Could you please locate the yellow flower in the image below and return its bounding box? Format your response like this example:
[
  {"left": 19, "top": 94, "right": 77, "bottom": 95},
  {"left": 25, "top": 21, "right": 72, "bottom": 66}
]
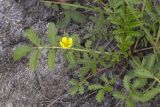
[{"left": 60, "top": 37, "right": 73, "bottom": 48}]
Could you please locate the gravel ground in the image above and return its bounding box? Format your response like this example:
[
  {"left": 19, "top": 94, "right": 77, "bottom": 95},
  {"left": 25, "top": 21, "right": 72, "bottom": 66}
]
[
  {"left": 0, "top": 0, "right": 100, "bottom": 107},
  {"left": 0, "top": 0, "right": 69, "bottom": 107}
]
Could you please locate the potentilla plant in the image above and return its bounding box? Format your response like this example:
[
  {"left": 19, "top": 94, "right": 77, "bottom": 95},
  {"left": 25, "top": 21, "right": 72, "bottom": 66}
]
[
  {"left": 13, "top": 22, "right": 123, "bottom": 101},
  {"left": 13, "top": 0, "right": 160, "bottom": 106}
]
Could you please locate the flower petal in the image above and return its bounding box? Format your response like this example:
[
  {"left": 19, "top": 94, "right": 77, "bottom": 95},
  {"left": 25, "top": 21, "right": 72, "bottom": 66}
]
[
  {"left": 68, "top": 44, "right": 72, "bottom": 48},
  {"left": 68, "top": 38, "right": 73, "bottom": 45},
  {"left": 60, "top": 41, "right": 65, "bottom": 47},
  {"left": 60, "top": 36, "right": 73, "bottom": 48},
  {"left": 62, "top": 37, "right": 67, "bottom": 43},
  {"left": 60, "top": 41, "right": 69, "bottom": 48}
]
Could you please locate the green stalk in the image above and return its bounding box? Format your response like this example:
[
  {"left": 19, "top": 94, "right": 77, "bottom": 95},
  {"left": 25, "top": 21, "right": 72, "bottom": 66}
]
[
  {"left": 37, "top": 46, "right": 110, "bottom": 55},
  {"left": 41, "top": 1, "right": 103, "bottom": 13}
]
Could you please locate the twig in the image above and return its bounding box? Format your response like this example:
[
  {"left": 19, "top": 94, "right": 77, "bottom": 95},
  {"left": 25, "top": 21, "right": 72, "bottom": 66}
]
[
  {"left": 47, "top": 95, "right": 64, "bottom": 107},
  {"left": 83, "top": 91, "right": 97, "bottom": 99},
  {"left": 133, "top": 47, "right": 153, "bottom": 53},
  {"left": 133, "top": 38, "right": 140, "bottom": 52},
  {"left": 118, "top": 64, "right": 128, "bottom": 77},
  {"left": 146, "top": 80, "right": 156, "bottom": 91},
  {"left": 47, "top": 97, "right": 61, "bottom": 107}
]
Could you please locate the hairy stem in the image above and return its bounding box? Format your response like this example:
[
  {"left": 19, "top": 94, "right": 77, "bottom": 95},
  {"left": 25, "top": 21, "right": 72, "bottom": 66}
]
[{"left": 37, "top": 46, "right": 110, "bottom": 55}]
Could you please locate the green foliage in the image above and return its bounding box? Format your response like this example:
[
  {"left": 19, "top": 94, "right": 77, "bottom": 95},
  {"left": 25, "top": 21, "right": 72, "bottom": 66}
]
[
  {"left": 114, "top": 53, "right": 160, "bottom": 105},
  {"left": 101, "top": 73, "right": 108, "bottom": 83},
  {"left": 48, "top": 49, "right": 55, "bottom": 70},
  {"left": 13, "top": 0, "right": 160, "bottom": 106},
  {"left": 123, "top": 75, "right": 131, "bottom": 91},
  {"left": 43, "top": 2, "right": 59, "bottom": 10},
  {"left": 85, "top": 40, "right": 92, "bottom": 49},
  {"left": 142, "top": 53, "right": 156, "bottom": 70},
  {"left": 141, "top": 88, "right": 160, "bottom": 102},
  {"left": 13, "top": 22, "right": 59, "bottom": 71},
  {"left": 59, "top": 12, "right": 71, "bottom": 28},
  {"left": 70, "top": 11, "right": 86, "bottom": 23},
  {"left": 69, "top": 79, "right": 88, "bottom": 95},
  {"left": 130, "top": 91, "right": 143, "bottom": 102},
  {"left": 84, "top": 12, "right": 108, "bottom": 41},
  {"left": 88, "top": 74, "right": 113, "bottom": 102},
  {"left": 47, "top": 23, "right": 57, "bottom": 45},
  {"left": 96, "top": 89, "right": 105, "bottom": 103},
  {"left": 24, "top": 28, "right": 41, "bottom": 46},
  {"left": 69, "top": 85, "right": 79, "bottom": 95},
  {"left": 66, "top": 51, "right": 76, "bottom": 69},
  {"left": 77, "top": 53, "right": 99, "bottom": 78},
  {"left": 29, "top": 49, "right": 40, "bottom": 71},
  {"left": 13, "top": 45, "right": 32, "bottom": 61},
  {"left": 108, "top": 0, "right": 123, "bottom": 9},
  {"left": 132, "top": 78, "right": 146, "bottom": 89},
  {"left": 116, "top": 36, "right": 134, "bottom": 51},
  {"left": 105, "top": 0, "right": 144, "bottom": 52},
  {"left": 88, "top": 84, "right": 103, "bottom": 90},
  {"left": 134, "top": 68, "right": 154, "bottom": 79},
  {"left": 113, "top": 91, "right": 126, "bottom": 100},
  {"left": 43, "top": 1, "right": 87, "bottom": 28},
  {"left": 58, "top": 3, "right": 86, "bottom": 28},
  {"left": 126, "top": 99, "right": 134, "bottom": 107}
]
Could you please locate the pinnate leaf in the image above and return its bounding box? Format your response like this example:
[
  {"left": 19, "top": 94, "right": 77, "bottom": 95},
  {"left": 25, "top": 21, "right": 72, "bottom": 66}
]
[
  {"left": 71, "top": 11, "right": 86, "bottom": 23},
  {"left": 88, "top": 84, "right": 103, "bottom": 90},
  {"left": 29, "top": 49, "right": 40, "bottom": 71},
  {"left": 123, "top": 75, "right": 131, "bottom": 91},
  {"left": 135, "top": 68, "right": 154, "bottom": 78},
  {"left": 142, "top": 54, "right": 156, "bottom": 70},
  {"left": 113, "top": 91, "right": 126, "bottom": 100},
  {"left": 141, "top": 88, "right": 160, "bottom": 102},
  {"left": 13, "top": 45, "right": 32, "bottom": 61},
  {"left": 69, "top": 79, "right": 79, "bottom": 86},
  {"left": 69, "top": 86, "right": 79, "bottom": 96},
  {"left": 47, "top": 23, "right": 57, "bottom": 45},
  {"left": 24, "top": 28, "right": 41, "bottom": 46},
  {"left": 96, "top": 89, "right": 105, "bottom": 103},
  {"left": 132, "top": 78, "right": 146, "bottom": 89},
  {"left": 79, "top": 86, "right": 84, "bottom": 95},
  {"left": 48, "top": 49, "right": 55, "bottom": 70}
]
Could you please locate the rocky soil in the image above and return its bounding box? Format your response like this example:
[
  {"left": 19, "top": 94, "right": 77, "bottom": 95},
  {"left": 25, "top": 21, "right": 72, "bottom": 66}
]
[{"left": 0, "top": 0, "right": 101, "bottom": 107}]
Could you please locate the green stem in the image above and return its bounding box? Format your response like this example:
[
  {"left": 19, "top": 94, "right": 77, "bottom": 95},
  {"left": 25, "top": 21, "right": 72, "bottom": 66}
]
[
  {"left": 41, "top": 1, "right": 103, "bottom": 13},
  {"left": 154, "top": 77, "right": 160, "bottom": 84},
  {"left": 37, "top": 46, "right": 110, "bottom": 55},
  {"left": 146, "top": 80, "right": 156, "bottom": 91}
]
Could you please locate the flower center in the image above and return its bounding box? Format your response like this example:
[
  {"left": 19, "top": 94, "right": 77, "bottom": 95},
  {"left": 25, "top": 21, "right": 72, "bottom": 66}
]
[{"left": 62, "top": 39, "right": 71, "bottom": 46}]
